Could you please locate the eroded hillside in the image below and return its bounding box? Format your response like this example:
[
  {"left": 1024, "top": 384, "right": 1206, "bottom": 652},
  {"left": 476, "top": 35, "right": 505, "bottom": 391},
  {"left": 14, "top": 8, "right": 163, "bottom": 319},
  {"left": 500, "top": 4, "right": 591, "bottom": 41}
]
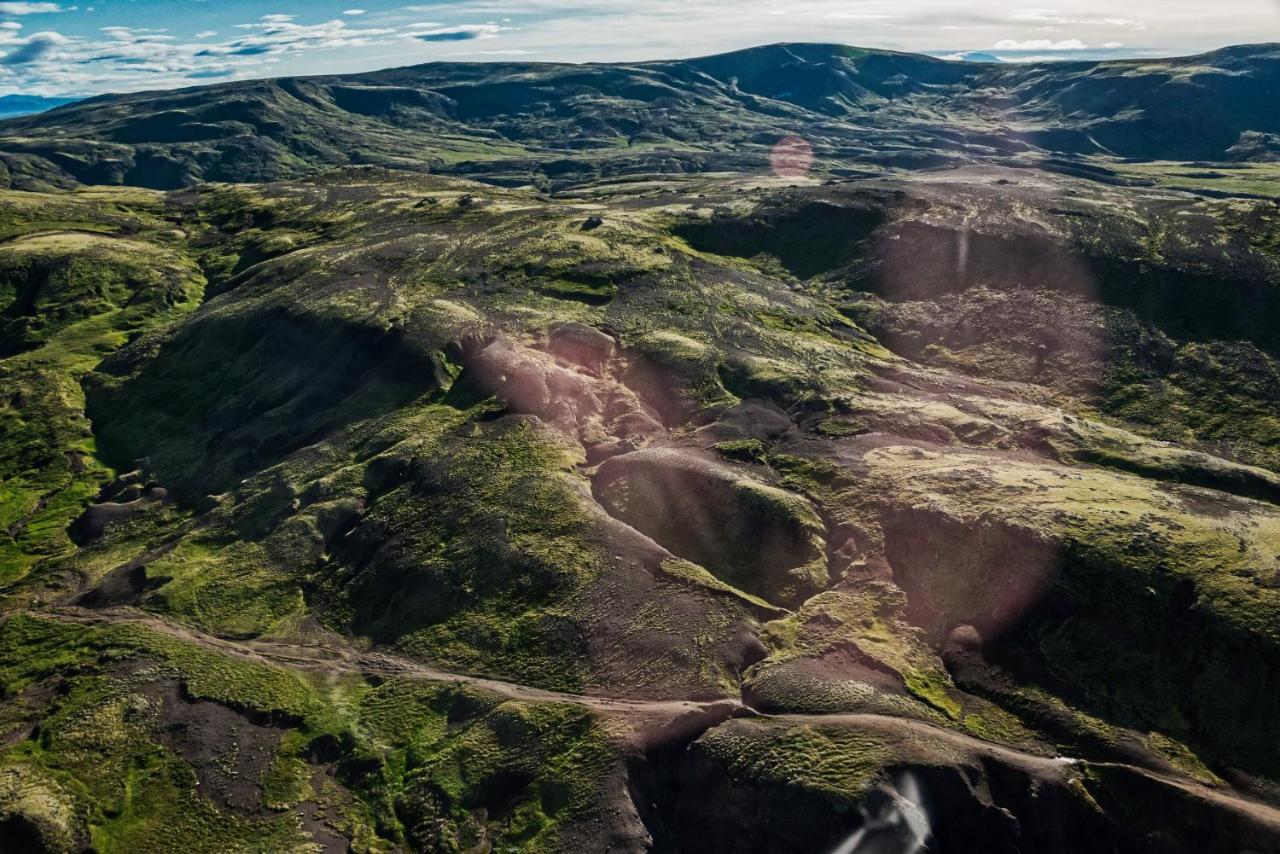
[{"left": 1, "top": 163, "right": 1279, "bottom": 851}]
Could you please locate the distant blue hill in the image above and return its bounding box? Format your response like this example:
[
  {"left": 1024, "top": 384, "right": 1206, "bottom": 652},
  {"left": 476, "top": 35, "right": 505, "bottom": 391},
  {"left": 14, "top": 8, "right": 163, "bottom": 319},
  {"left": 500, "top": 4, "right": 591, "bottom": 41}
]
[
  {"left": 0, "top": 94, "right": 78, "bottom": 119},
  {"left": 929, "top": 51, "right": 1004, "bottom": 63}
]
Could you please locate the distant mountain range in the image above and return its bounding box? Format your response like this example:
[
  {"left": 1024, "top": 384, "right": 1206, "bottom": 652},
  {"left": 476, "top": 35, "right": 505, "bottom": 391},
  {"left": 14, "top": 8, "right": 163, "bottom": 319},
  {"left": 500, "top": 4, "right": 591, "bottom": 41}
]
[
  {"left": 0, "top": 94, "right": 78, "bottom": 119},
  {"left": 0, "top": 42, "right": 1278, "bottom": 190}
]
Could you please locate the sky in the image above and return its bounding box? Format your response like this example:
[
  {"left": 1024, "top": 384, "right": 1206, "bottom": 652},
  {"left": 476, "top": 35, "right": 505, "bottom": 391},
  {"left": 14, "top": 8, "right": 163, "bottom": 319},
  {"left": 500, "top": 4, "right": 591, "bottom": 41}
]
[{"left": 0, "top": 0, "right": 1277, "bottom": 97}]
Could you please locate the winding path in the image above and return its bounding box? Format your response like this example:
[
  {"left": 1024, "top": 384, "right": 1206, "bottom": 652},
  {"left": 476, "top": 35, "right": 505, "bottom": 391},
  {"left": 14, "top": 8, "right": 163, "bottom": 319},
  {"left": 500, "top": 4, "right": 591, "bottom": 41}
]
[{"left": 32, "top": 604, "right": 1280, "bottom": 834}]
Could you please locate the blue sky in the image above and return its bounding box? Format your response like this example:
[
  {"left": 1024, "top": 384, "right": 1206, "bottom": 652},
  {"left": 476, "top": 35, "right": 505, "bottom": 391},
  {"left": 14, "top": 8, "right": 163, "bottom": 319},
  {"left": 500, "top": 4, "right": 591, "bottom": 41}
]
[{"left": 1, "top": 0, "right": 1277, "bottom": 96}]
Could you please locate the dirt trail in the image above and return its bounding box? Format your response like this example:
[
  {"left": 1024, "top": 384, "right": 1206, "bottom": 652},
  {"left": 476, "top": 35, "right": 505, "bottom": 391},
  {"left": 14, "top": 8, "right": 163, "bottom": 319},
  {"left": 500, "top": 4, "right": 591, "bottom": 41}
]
[
  {"left": 777, "top": 713, "right": 1280, "bottom": 831},
  {"left": 33, "top": 605, "right": 1280, "bottom": 832},
  {"left": 40, "top": 605, "right": 741, "bottom": 718}
]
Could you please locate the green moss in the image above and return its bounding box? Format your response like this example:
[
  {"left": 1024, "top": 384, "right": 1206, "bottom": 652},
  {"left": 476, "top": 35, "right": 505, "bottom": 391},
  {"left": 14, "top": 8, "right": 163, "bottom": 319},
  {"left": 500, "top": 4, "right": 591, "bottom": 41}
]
[
  {"left": 321, "top": 414, "right": 608, "bottom": 691},
  {"left": 260, "top": 752, "right": 313, "bottom": 810},
  {"left": 712, "top": 439, "right": 766, "bottom": 464},
  {"left": 0, "top": 232, "right": 203, "bottom": 582},
  {"left": 394, "top": 700, "right": 615, "bottom": 852},
  {"left": 139, "top": 535, "right": 308, "bottom": 639},
  {"left": 768, "top": 453, "right": 845, "bottom": 491},
  {"left": 657, "top": 557, "right": 783, "bottom": 615},
  {"left": 862, "top": 445, "right": 1280, "bottom": 777},
  {"left": 697, "top": 721, "right": 891, "bottom": 801},
  {"left": 960, "top": 711, "right": 1044, "bottom": 748},
  {"left": 0, "top": 617, "right": 312, "bottom": 852},
  {"left": 1096, "top": 340, "right": 1280, "bottom": 474},
  {"left": 86, "top": 755, "right": 303, "bottom": 854},
  {"left": 750, "top": 585, "right": 963, "bottom": 720},
  {"left": 357, "top": 679, "right": 461, "bottom": 749},
  {"left": 0, "top": 614, "right": 621, "bottom": 851},
  {"left": 535, "top": 278, "right": 617, "bottom": 305},
  {"left": 624, "top": 329, "right": 738, "bottom": 417},
  {"left": 814, "top": 417, "right": 868, "bottom": 438}
]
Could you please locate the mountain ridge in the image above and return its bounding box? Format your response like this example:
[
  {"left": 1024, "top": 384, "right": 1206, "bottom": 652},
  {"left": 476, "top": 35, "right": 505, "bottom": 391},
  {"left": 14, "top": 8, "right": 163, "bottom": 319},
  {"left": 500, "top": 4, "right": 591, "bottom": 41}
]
[
  {"left": 2, "top": 41, "right": 1278, "bottom": 191},
  {"left": 0, "top": 94, "right": 78, "bottom": 119}
]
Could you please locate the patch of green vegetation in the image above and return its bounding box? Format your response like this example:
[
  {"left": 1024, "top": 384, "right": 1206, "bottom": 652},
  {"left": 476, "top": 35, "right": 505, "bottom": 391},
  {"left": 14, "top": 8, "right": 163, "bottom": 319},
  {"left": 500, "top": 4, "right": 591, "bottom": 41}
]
[
  {"left": 1223, "top": 198, "right": 1280, "bottom": 255},
  {"left": 696, "top": 720, "right": 891, "bottom": 801},
  {"left": 259, "top": 751, "right": 313, "bottom": 810},
  {"left": 959, "top": 710, "right": 1046, "bottom": 750},
  {"left": 624, "top": 329, "right": 738, "bottom": 420},
  {"left": 814, "top": 417, "right": 868, "bottom": 438},
  {"left": 862, "top": 445, "right": 1280, "bottom": 778},
  {"left": 536, "top": 278, "right": 617, "bottom": 305},
  {"left": 0, "top": 615, "right": 622, "bottom": 851},
  {"left": 0, "top": 616, "right": 317, "bottom": 851},
  {"left": 139, "top": 535, "right": 308, "bottom": 640},
  {"left": 657, "top": 557, "right": 783, "bottom": 616},
  {"left": 83, "top": 748, "right": 304, "bottom": 854},
  {"left": 1103, "top": 160, "right": 1280, "bottom": 197},
  {"left": 0, "top": 215, "right": 203, "bottom": 584},
  {"left": 324, "top": 415, "right": 608, "bottom": 691},
  {"left": 750, "top": 585, "right": 963, "bottom": 720},
  {"left": 392, "top": 698, "right": 615, "bottom": 852},
  {"left": 718, "top": 354, "right": 819, "bottom": 406},
  {"left": 1097, "top": 339, "right": 1280, "bottom": 474},
  {"left": 712, "top": 438, "right": 766, "bottom": 464},
  {"left": 955, "top": 666, "right": 1221, "bottom": 785},
  {"left": 768, "top": 453, "right": 845, "bottom": 492}
]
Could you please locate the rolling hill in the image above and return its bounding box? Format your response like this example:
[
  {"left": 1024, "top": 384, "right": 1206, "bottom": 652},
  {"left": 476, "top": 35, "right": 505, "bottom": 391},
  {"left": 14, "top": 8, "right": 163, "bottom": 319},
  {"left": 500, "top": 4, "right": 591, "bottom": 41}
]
[{"left": 0, "top": 43, "right": 1278, "bottom": 190}]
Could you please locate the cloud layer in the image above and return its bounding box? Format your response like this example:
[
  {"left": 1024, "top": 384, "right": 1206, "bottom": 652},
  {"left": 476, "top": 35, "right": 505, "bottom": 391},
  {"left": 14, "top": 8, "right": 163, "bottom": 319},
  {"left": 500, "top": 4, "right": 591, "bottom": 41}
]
[{"left": 0, "top": 9, "right": 511, "bottom": 94}]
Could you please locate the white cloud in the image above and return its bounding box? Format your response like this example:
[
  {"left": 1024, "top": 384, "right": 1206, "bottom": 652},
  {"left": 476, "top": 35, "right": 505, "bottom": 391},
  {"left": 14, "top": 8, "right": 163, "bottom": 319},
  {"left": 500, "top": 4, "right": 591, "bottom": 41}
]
[
  {"left": 823, "top": 11, "right": 896, "bottom": 20},
  {"left": 100, "top": 26, "right": 172, "bottom": 43},
  {"left": 1009, "top": 8, "right": 1145, "bottom": 29},
  {"left": 343, "top": 8, "right": 367, "bottom": 15},
  {"left": 207, "top": 15, "right": 401, "bottom": 57},
  {"left": 1, "top": 29, "right": 65, "bottom": 64},
  {"left": 409, "top": 23, "right": 504, "bottom": 41},
  {"left": 0, "top": 12, "right": 465, "bottom": 94},
  {"left": 994, "top": 38, "right": 1089, "bottom": 50},
  {"left": 444, "top": 48, "right": 532, "bottom": 55},
  {"left": 0, "top": 2, "right": 61, "bottom": 14}
]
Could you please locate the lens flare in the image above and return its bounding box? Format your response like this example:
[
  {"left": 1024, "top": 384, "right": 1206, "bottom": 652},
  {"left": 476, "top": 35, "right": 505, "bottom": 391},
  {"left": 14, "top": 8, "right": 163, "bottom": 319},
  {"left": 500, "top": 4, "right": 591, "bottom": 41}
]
[{"left": 771, "top": 135, "right": 813, "bottom": 178}]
